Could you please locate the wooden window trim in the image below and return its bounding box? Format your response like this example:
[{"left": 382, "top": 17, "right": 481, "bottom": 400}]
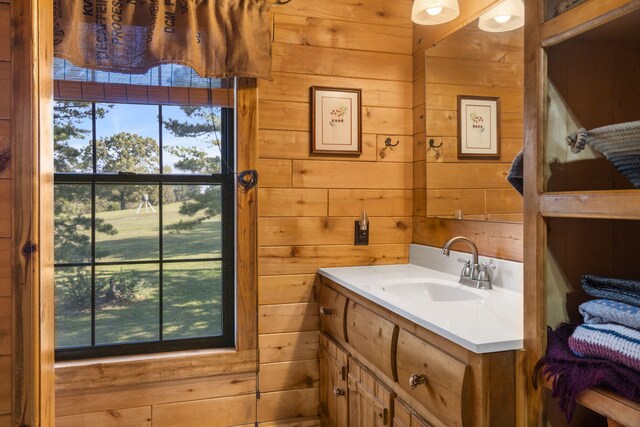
[{"left": 12, "top": 0, "right": 259, "bottom": 418}]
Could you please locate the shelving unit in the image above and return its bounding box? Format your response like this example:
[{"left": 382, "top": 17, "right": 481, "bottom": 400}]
[{"left": 525, "top": 0, "right": 640, "bottom": 426}]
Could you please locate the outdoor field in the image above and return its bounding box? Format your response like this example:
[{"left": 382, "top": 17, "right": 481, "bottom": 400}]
[{"left": 55, "top": 201, "right": 223, "bottom": 348}]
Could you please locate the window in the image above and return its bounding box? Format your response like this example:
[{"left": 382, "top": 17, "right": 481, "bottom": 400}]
[{"left": 53, "top": 89, "right": 235, "bottom": 360}]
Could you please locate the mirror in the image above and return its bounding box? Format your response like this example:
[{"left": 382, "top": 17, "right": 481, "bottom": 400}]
[{"left": 424, "top": 19, "right": 524, "bottom": 223}]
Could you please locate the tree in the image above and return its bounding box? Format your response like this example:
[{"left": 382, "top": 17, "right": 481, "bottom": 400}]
[
  {"left": 95, "top": 132, "right": 160, "bottom": 210},
  {"left": 163, "top": 106, "right": 224, "bottom": 231}
]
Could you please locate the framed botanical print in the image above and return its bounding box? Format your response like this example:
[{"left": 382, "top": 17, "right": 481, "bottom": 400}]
[
  {"left": 310, "top": 86, "right": 362, "bottom": 155},
  {"left": 457, "top": 95, "right": 501, "bottom": 159}
]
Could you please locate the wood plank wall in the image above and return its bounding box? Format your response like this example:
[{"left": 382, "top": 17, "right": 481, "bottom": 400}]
[
  {"left": 412, "top": 0, "right": 524, "bottom": 262},
  {"left": 0, "top": 0, "right": 12, "bottom": 425},
  {"left": 424, "top": 25, "right": 524, "bottom": 221},
  {"left": 256, "top": 1, "right": 414, "bottom": 423}
]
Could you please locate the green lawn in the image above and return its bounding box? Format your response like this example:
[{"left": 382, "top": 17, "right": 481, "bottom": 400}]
[{"left": 55, "top": 202, "right": 224, "bottom": 348}]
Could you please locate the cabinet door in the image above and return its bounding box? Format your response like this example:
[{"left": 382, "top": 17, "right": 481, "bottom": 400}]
[
  {"left": 394, "top": 397, "right": 432, "bottom": 427},
  {"left": 347, "top": 358, "right": 394, "bottom": 427},
  {"left": 319, "top": 333, "right": 349, "bottom": 427}
]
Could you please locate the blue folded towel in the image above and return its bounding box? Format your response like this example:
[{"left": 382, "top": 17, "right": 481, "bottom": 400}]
[
  {"left": 580, "top": 299, "right": 640, "bottom": 330},
  {"left": 582, "top": 275, "right": 640, "bottom": 307},
  {"left": 507, "top": 148, "right": 524, "bottom": 195}
]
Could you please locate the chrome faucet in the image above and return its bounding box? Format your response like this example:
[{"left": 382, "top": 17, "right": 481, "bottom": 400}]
[{"left": 442, "top": 236, "right": 495, "bottom": 290}]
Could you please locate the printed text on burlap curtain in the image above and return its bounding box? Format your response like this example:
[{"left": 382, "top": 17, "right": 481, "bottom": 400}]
[{"left": 53, "top": 0, "right": 272, "bottom": 79}]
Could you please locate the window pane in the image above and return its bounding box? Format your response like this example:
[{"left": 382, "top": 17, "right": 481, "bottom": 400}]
[
  {"left": 55, "top": 267, "right": 92, "bottom": 348},
  {"left": 162, "top": 106, "right": 223, "bottom": 174},
  {"left": 95, "top": 264, "right": 159, "bottom": 345},
  {"left": 163, "top": 261, "right": 222, "bottom": 339},
  {"left": 95, "top": 184, "right": 159, "bottom": 262},
  {"left": 54, "top": 184, "right": 92, "bottom": 265},
  {"left": 163, "top": 184, "right": 222, "bottom": 260},
  {"left": 96, "top": 103, "right": 160, "bottom": 174},
  {"left": 54, "top": 101, "right": 92, "bottom": 173}
]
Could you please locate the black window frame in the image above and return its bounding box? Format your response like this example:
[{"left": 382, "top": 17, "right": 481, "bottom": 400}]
[{"left": 53, "top": 101, "right": 236, "bottom": 361}]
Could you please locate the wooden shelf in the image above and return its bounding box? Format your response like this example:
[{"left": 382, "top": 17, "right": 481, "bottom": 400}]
[
  {"left": 541, "top": 0, "right": 640, "bottom": 47},
  {"left": 540, "top": 190, "right": 640, "bottom": 220},
  {"left": 542, "top": 377, "right": 640, "bottom": 426}
]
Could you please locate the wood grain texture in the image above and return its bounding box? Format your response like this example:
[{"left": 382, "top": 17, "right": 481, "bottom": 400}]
[
  {"left": 55, "top": 373, "right": 256, "bottom": 417},
  {"left": 257, "top": 388, "right": 319, "bottom": 422},
  {"left": 319, "top": 333, "right": 349, "bottom": 427},
  {"left": 0, "top": 5, "right": 7, "bottom": 62},
  {"left": 328, "top": 189, "right": 413, "bottom": 217},
  {"left": 0, "top": 355, "right": 10, "bottom": 414},
  {"left": 0, "top": 62, "right": 9, "bottom": 120},
  {"left": 55, "top": 407, "right": 152, "bottom": 427},
  {"left": 258, "top": 303, "right": 319, "bottom": 334},
  {"left": 258, "top": 244, "right": 408, "bottom": 276},
  {"left": 259, "top": 359, "right": 319, "bottom": 392},
  {"left": 259, "top": 274, "right": 317, "bottom": 305},
  {"left": 0, "top": 120, "right": 10, "bottom": 178},
  {"left": 259, "top": 331, "right": 319, "bottom": 364},
  {"left": 258, "top": 189, "right": 328, "bottom": 217},
  {"left": 292, "top": 160, "right": 412, "bottom": 189},
  {"left": 0, "top": 296, "right": 10, "bottom": 355},
  {"left": 152, "top": 394, "right": 256, "bottom": 427}
]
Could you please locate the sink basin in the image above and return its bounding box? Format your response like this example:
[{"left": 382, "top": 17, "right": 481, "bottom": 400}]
[{"left": 375, "top": 279, "right": 483, "bottom": 302}]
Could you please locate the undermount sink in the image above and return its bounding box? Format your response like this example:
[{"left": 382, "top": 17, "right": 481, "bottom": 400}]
[{"left": 375, "top": 279, "right": 483, "bottom": 302}]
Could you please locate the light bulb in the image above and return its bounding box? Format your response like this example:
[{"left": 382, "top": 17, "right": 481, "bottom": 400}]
[
  {"left": 426, "top": 6, "right": 443, "bottom": 16},
  {"left": 494, "top": 14, "right": 512, "bottom": 24}
]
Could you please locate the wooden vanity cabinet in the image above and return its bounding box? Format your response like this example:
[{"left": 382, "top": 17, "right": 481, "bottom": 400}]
[
  {"left": 347, "top": 358, "right": 394, "bottom": 427},
  {"left": 394, "top": 398, "right": 432, "bottom": 427},
  {"left": 319, "top": 333, "right": 349, "bottom": 427},
  {"left": 318, "top": 276, "right": 516, "bottom": 427}
]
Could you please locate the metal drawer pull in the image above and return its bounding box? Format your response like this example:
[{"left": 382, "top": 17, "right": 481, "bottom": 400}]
[
  {"left": 409, "top": 373, "right": 427, "bottom": 389},
  {"left": 320, "top": 306, "right": 333, "bottom": 316},
  {"left": 333, "top": 387, "right": 345, "bottom": 397}
]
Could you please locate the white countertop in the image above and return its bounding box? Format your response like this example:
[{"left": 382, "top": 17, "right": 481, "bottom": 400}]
[{"left": 318, "top": 244, "right": 524, "bottom": 354}]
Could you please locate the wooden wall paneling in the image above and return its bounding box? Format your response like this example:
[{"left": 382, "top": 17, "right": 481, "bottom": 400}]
[
  {"left": 259, "top": 359, "right": 319, "bottom": 392},
  {"left": 0, "top": 180, "right": 10, "bottom": 236},
  {"left": 259, "top": 217, "right": 411, "bottom": 246},
  {"left": 0, "top": 120, "right": 9, "bottom": 178},
  {"left": 0, "top": 239, "right": 8, "bottom": 300},
  {"left": 152, "top": 394, "right": 256, "bottom": 427},
  {"left": 414, "top": 217, "right": 523, "bottom": 262},
  {"left": 260, "top": 72, "right": 412, "bottom": 108},
  {"left": 273, "top": 14, "right": 412, "bottom": 54},
  {"left": 258, "top": 159, "right": 293, "bottom": 188},
  {"left": 258, "top": 303, "right": 319, "bottom": 334},
  {"left": 55, "top": 373, "right": 256, "bottom": 417},
  {"left": 258, "top": 244, "right": 409, "bottom": 276},
  {"left": 259, "top": 331, "right": 319, "bottom": 364},
  {"left": 271, "top": 0, "right": 413, "bottom": 27},
  {"left": 56, "top": 407, "right": 152, "bottom": 427},
  {"left": 257, "top": 388, "right": 319, "bottom": 423},
  {"left": 258, "top": 274, "right": 317, "bottom": 305},
  {"left": 0, "top": 4, "right": 8, "bottom": 62},
  {"left": 328, "top": 189, "right": 413, "bottom": 217},
  {"left": 0, "top": 355, "right": 10, "bottom": 414},
  {"left": 0, "top": 63, "right": 9, "bottom": 120},
  {"left": 292, "top": 160, "right": 412, "bottom": 189},
  {"left": 0, "top": 296, "right": 10, "bottom": 355}
]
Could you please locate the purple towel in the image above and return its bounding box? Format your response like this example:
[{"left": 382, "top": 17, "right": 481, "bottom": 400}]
[{"left": 534, "top": 324, "right": 640, "bottom": 422}]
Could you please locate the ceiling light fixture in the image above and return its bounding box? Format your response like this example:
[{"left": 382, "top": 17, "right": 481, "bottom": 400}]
[
  {"left": 478, "top": 0, "right": 524, "bottom": 32},
  {"left": 412, "top": 0, "right": 460, "bottom": 25}
]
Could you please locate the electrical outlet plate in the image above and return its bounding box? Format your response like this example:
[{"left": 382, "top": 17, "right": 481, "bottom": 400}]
[{"left": 354, "top": 221, "right": 369, "bottom": 245}]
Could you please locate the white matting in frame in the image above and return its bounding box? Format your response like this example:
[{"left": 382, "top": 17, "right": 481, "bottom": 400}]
[
  {"left": 457, "top": 95, "right": 501, "bottom": 159},
  {"left": 311, "top": 86, "right": 362, "bottom": 155}
]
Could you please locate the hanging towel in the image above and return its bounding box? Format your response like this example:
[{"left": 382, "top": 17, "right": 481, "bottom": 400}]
[
  {"left": 580, "top": 299, "right": 640, "bottom": 330},
  {"left": 533, "top": 324, "right": 640, "bottom": 422},
  {"left": 507, "top": 148, "right": 524, "bottom": 195},
  {"left": 582, "top": 275, "right": 640, "bottom": 307},
  {"left": 569, "top": 323, "right": 640, "bottom": 372}
]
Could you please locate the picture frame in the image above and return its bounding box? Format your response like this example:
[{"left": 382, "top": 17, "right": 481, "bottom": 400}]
[
  {"left": 457, "top": 95, "right": 501, "bottom": 159},
  {"left": 310, "top": 86, "right": 362, "bottom": 155}
]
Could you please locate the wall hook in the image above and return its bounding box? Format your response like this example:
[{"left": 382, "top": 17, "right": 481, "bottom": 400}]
[
  {"left": 427, "top": 138, "right": 443, "bottom": 160},
  {"left": 380, "top": 137, "right": 400, "bottom": 159},
  {"left": 271, "top": 0, "right": 292, "bottom": 6}
]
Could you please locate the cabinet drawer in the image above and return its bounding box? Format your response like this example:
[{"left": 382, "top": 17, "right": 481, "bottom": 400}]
[
  {"left": 346, "top": 300, "right": 399, "bottom": 380},
  {"left": 396, "top": 329, "right": 470, "bottom": 427},
  {"left": 394, "top": 398, "right": 433, "bottom": 427},
  {"left": 318, "top": 283, "right": 348, "bottom": 343}
]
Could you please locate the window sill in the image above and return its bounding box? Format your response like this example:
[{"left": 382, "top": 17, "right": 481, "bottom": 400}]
[{"left": 55, "top": 347, "right": 257, "bottom": 393}]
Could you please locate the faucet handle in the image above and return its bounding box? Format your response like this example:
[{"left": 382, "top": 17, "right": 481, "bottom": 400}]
[
  {"left": 480, "top": 262, "right": 496, "bottom": 271},
  {"left": 457, "top": 258, "right": 472, "bottom": 278}
]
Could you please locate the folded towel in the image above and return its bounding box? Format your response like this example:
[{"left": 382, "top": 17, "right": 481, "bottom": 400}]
[
  {"left": 582, "top": 275, "right": 640, "bottom": 307},
  {"left": 580, "top": 299, "right": 640, "bottom": 330},
  {"left": 569, "top": 323, "right": 640, "bottom": 372},
  {"left": 507, "top": 148, "right": 524, "bottom": 195},
  {"left": 534, "top": 324, "right": 640, "bottom": 422}
]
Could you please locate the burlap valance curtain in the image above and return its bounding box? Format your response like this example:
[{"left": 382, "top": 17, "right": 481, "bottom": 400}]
[{"left": 53, "top": 0, "right": 273, "bottom": 79}]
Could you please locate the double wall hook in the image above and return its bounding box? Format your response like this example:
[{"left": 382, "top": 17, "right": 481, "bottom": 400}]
[
  {"left": 379, "top": 137, "right": 401, "bottom": 159},
  {"left": 427, "top": 138, "right": 443, "bottom": 160}
]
